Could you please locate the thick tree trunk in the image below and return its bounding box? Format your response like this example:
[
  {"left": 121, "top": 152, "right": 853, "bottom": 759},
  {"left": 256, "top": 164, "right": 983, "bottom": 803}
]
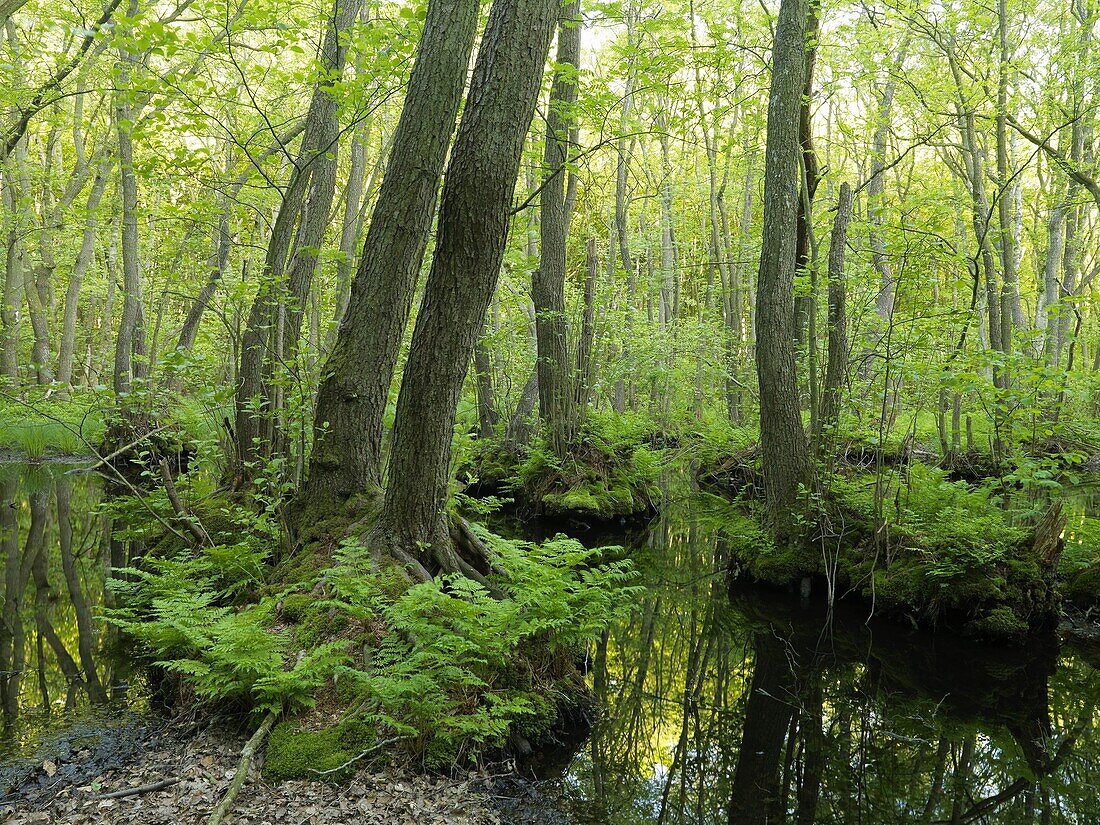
[
  {"left": 727, "top": 633, "right": 798, "bottom": 825},
  {"left": 534, "top": 1, "right": 581, "bottom": 459},
  {"left": 371, "top": 0, "right": 558, "bottom": 575},
  {"left": 299, "top": 0, "right": 481, "bottom": 506},
  {"left": 755, "top": 0, "right": 809, "bottom": 542}
]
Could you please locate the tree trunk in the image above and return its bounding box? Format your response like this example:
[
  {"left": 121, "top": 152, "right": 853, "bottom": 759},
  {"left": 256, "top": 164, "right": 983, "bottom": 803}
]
[
  {"left": 534, "top": 0, "right": 581, "bottom": 459},
  {"left": 755, "top": 0, "right": 810, "bottom": 542},
  {"left": 371, "top": 0, "right": 558, "bottom": 576},
  {"left": 573, "top": 236, "right": 598, "bottom": 419},
  {"left": 299, "top": 0, "right": 481, "bottom": 506},
  {"left": 792, "top": 1, "right": 820, "bottom": 345},
  {"left": 113, "top": 2, "right": 148, "bottom": 402},
  {"left": 58, "top": 159, "right": 112, "bottom": 388},
  {"left": 814, "top": 182, "right": 852, "bottom": 460},
  {"left": 1, "top": 149, "right": 24, "bottom": 383}
]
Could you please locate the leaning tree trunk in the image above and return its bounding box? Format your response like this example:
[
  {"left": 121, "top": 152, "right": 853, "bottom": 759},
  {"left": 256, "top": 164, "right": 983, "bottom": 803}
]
[
  {"left": 370, "top": 0, "right": 559, "bottom": 580},
  {"left": 756, "top": 0, "right": 810, "bottom": 544},
  {"left": 534, "top": 0, "right": 582, "bottom": 459},
  {"left": 234, "top": 0, "right": 359, "bottom": 483},
  {"left": 298, "top": 0, "right": 481, "bottom": 509}
]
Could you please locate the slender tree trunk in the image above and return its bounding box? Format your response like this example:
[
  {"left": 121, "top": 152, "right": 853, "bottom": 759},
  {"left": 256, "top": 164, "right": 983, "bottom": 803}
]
[
  {"left": 1, "top": 150, "right": 23, "bottom": 383},
  {"left": 113, "top": 2, "right": 147, "bottom": 403},
  {"left": 371, "top": 0, "right": 558, "bottom": 575},
  {"left": 58, "top": 159, "right": 112, "bottom": 387},
  {"left": 473, "top": 324, "right": 498, "bottom": 438},
  {"left": 299, "top": 0, "right": 481, "bottom": 507},
  {"left": 15, "top": 139, "right": 53, "bottom": 384},
  {"left": 815, "top": 182, "right": 852, "bottom": 460},
  {"left": 573, "top": 236, "right": 598, "bottom": 420},
  {"left": 755, "top": 0, "right": 809, "bottom": 542},
  {"left": 534, "top": 0, "right": 581, "bottom": 459},
  {"left": 234, "top": 0, "right": 360, "bottom": 481},
  {"left": 792, "top": 1, "right": 820, "bottom": 345}
]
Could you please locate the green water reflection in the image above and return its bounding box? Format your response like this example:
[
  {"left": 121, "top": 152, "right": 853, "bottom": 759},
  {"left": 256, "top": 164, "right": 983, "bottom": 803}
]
[
  {"left": 0, "top": 461, "right": 137, "bottom": 758},
  {"left": 553, "top": 493, "right": 1100, "bottom": 825}
]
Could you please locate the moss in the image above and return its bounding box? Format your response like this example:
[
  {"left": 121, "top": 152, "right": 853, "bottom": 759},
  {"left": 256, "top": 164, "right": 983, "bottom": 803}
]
[
  {"left": 280, "top": 594, "right": 313, "bottom": 623},
  {"left": 1065, "top": 564, "right": 1100, "bottom": 606},
  {"left": 263, "top": 717, "right": 376, "bottom": 782},
  {"left": 719, "top": 465, "right": 1061, "bottom": 641},
  {"left": 967, "top": 606, "right": 1029, "bottom": 643}
]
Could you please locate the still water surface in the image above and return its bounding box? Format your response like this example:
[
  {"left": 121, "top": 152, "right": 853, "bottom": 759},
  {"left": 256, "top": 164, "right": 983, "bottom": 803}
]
[{"left": 2, "top": 460, "right": 1099, "bottom": 823}]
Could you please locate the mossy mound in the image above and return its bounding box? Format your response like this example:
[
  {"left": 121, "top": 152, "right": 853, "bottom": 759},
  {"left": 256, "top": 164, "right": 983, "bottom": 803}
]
[
  {"left": 264, "top": 718, "right": 376, "bottom": 782},
  {"left": 1060, "top": 515, "right": 1100, "bottom": 607},
  {"left": 465, "top": 419, "right": 661, "bottom": 522},
  {"left": 723, "top": 466, "right": 1063, "bottom": 643}
]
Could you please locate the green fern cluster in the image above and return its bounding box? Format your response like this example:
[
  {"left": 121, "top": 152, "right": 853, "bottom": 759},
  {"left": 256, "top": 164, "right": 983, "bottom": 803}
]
[
  {"left": 325, "top": 532, "right": 639, "bottom": 765},
  {"left": 109, "top": 511, "right": 640, "bottom": 765}
]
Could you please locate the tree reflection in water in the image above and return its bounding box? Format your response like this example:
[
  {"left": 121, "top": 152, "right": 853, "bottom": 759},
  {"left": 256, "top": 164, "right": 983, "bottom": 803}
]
[
  {"left": 552, "top": 495, "right": 1100, "bottom": 824},
  {"left": 0, "top": 462, "right": 126, "bottom": 753}
]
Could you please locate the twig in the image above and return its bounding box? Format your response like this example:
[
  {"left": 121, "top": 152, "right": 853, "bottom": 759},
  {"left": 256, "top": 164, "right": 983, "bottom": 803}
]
[
  {"left": 91, "top": 778, "right": 180, "bottom": 800},
  {"left": 205, "top": 710, "right": 277, "bottom": 825},
  {"left": 80, "top": 423, "right": 174, "bottom": 472},
  {"left": 159, "top": 457, "right": 213, "bottom": 547},
  {"left": 309, "top": 736, "right": 403, "bottom": 776}
]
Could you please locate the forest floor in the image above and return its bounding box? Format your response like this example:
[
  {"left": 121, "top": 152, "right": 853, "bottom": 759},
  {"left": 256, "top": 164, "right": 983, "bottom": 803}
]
[{"left": 0, "top": 715, "right": 566, "bottom": 825}]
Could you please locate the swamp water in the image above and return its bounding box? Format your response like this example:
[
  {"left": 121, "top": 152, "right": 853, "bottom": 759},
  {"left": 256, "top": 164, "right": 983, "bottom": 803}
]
[{"left": 1, "top": 459, "right": 1099, "bottom": 823}]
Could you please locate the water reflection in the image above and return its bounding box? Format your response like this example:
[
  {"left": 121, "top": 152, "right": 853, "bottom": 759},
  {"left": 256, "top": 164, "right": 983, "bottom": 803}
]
[
  {"left": 0, "top": 462, "right": 128, "bottom": 754},
  {"left": 554, "top": 495, "right": 1100, "bottom": 824}
]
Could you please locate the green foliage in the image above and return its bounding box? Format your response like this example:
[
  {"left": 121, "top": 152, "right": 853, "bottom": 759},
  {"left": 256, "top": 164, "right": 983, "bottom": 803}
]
[
  {"left": 0, "top": 391, "right": 105, "bottom": 457},
  {"left": 328, "top": 533, "right": 639, "bottom": 766},
  {"left": 108, "top": 513, "right": 639, "bottom": 765}
]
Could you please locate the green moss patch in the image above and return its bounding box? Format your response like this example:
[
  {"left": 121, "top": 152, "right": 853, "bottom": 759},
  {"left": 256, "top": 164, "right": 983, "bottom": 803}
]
[{"left": 264, "top": 718, "right": 376, "bottom": 782}]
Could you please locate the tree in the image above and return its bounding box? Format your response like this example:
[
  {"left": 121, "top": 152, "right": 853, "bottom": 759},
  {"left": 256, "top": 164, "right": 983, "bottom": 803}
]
[
  {"left": 233, "top": 0, "right": 361, "bottom": 483},
  {"left": 369, "top": 0, "right": 559, "bottom": 578},
  {"left": 756, "top": 0, "right": 810, "bottom": 541},
  {"left": 534, "top": 0, "right": 582, "bottom": 459},
  {"left": 297, "top": 0, "right": 482, "bottom": 507}
]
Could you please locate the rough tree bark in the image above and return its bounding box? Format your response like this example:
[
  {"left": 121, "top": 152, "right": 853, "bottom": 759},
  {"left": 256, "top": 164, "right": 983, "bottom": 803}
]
[
  {"left": 756, "top": 0, "right": 810, "bottom": 542},
  {"left": 534, "top": 0, "right": 581, "bottom": 459},
  {"left": 370, "top": 0, "right": 558, "bottom": 579},
  {"left": 298, "top": 0, "right": 481, "bottom": 507}
]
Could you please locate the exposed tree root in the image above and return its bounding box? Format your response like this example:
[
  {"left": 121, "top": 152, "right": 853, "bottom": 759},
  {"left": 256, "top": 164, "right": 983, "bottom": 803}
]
[
  {"left": 368, "top": 513, "right": 506, "bottom": 598},
  {"left": 205, "top": 710, "right": 277, "bottom": 825}
]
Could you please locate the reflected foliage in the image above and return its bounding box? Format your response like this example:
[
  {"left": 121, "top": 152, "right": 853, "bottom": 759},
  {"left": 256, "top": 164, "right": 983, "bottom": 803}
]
[
  {"left": 551, "top": 494, "right": 1100, "bottom": 824},
  {"left": 0, "top": 462, "right": 130, "bottom": 755}
]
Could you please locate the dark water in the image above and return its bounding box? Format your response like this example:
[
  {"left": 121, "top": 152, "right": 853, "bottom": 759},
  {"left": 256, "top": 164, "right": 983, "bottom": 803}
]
[
  {"left": 538, "top": 492, "right": 1100, "bottom": 825},
  {"left": 2, "top": 461, "right": 1100, "bottom": 823}
]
